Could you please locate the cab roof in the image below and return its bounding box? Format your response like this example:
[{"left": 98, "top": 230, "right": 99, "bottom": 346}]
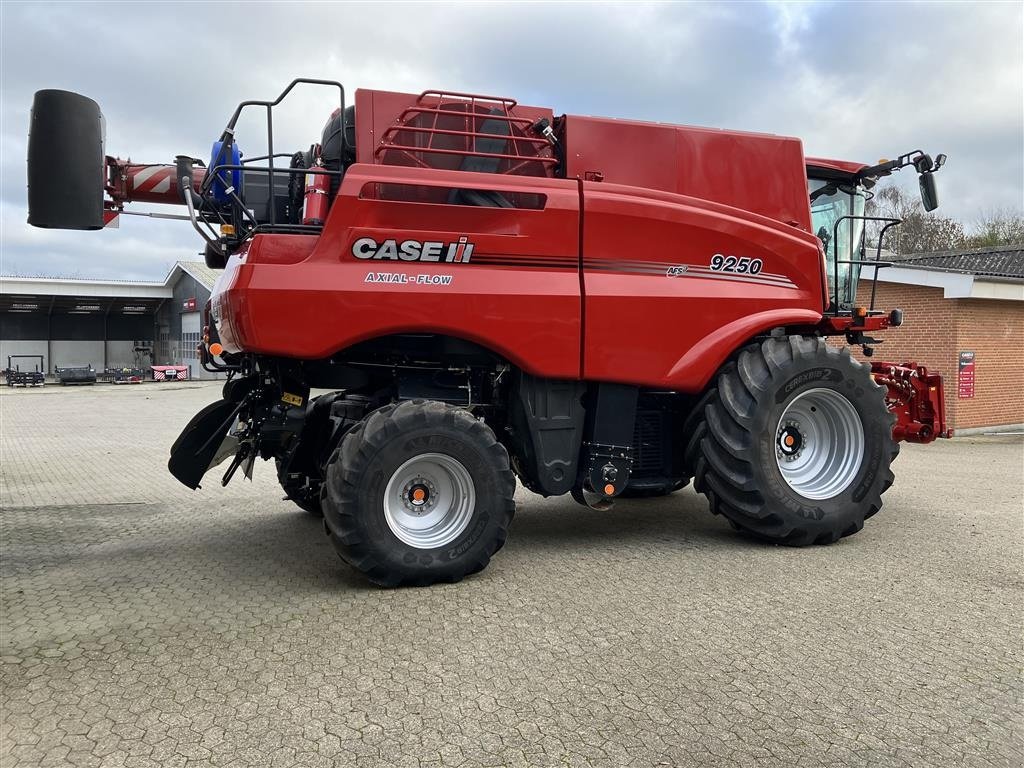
[{"left": 806, "top": 157, "right": 868, "bottom": 177}]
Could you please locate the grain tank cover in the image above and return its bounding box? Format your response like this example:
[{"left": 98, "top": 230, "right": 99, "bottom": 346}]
[
  {"left": 27, "top": 89, "right": 106, "bottom": 230},
  {"left": 563, "top": 115, "right": 812, "bottom": 231}
]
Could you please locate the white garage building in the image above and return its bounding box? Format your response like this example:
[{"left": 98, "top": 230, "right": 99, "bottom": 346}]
[{"left": 0, "top": 261, "right": 220, "bottom": 379}]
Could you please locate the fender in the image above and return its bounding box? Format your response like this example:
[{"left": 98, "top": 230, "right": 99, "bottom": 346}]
[{"left": 665, "top": 308, "right": 822, "bottom": 392}]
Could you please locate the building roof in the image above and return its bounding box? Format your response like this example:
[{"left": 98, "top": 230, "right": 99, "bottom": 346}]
[
  {"left": 0, "top": 275, "right": 171, "bottom": 300},
  {"left": 1, "top": 260, "right": 219, "bottom": 295},
  {"left": 171, "top": 261, "right": 220, "bottom": 291},
  {"left": 0, "top": 261, "right": 218, "bottom": 316},
  {"left": 889, "top": 245, "right": 1024, "bottom": 280},
  {"left": 864, "top": 245, "right": 1023, "bottom": 302}
]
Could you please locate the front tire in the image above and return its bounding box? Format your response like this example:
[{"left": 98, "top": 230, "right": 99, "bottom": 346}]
[
  {"left": 322, "top": 400, "right": 515, "bottom": 587},
  {"left": 694, "top": 335, "right": 898, "bottom": 545}
]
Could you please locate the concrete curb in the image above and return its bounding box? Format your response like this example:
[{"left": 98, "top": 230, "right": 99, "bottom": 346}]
[{"left": 952, "top": 423, "right": 1024, "bottom": 437}]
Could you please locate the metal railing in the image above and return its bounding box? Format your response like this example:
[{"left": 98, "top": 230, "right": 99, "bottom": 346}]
[
  {"left": 375, "top": 90, "right": 556, "bottom": 176},
  {"left": 182, "top": 79, "right": 346, "bottom": 244},
  {"left": 830, "top": 214, "right": 902, "bottom": 312}
]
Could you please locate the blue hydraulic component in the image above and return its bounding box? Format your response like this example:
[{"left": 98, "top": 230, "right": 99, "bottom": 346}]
[{"left": 209, "top": 140, "right": 242, "bottom": 203}]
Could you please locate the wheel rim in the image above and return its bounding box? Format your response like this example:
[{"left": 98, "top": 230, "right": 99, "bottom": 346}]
[
  {"left": 775, "top": 387, "right": 865, "bottom": 500},
  {"left": 383, "top": 453, "right": 476, "bottom": 549}
]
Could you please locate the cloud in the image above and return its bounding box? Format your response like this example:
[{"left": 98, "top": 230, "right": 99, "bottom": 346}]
[
  {"left": 1, "top": 0, "right": 1020, "bottom": 279},
  {"left": 767, "top": 1, "right": 819, "bottom": 57},
  {"left": 0, "top": 202, "right": 200, "bottom": 280}
]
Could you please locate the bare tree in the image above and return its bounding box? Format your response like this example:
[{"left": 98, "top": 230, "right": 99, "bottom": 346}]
[
  {"left": 967, "top": 208, "right": 1024, "bottom": 248},
  {"left": 865, "top": 183, "right": 966, "bottom": 255}
]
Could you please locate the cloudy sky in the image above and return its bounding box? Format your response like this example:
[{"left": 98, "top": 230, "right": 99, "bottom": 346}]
[{"left": 1, "top": 1, "right": 1021, "bottom": 280}]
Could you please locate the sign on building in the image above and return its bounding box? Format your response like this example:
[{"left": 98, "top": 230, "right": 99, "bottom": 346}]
[{"left": 958, "top": 351, "right": 975, "bottom": 399}]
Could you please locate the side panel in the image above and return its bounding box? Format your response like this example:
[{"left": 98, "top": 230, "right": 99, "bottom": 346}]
[
  {"left": 214, "top": 165, "right": 582, "bottom": 379},
  {"left": 564, "top": 115, "right": 812, "bottom": 231},
  {"left": 581, "top": 183, "right": 823, "bottom": 392}
]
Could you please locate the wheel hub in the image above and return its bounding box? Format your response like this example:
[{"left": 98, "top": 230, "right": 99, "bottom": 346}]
[
  {"left": 774, "top": 387, "right": 865, "bottom": 500},
  {"left": 383, "top": 453, "right": 476, "bottom": 549},
  {"left": 402, "top": 478, "right": 437, "bottom": 515},
  {"left": 777, "top": 421, "right": 805, "bottom": 461}
]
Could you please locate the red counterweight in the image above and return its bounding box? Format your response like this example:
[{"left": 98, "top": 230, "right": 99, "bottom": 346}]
[{"left": 871, "top": 362, "right": 952, "bottom": 443}]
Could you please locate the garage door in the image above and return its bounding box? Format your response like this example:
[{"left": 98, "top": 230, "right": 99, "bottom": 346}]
[{"left": 180, "top": 311, "right": 201, "bottom": 379}]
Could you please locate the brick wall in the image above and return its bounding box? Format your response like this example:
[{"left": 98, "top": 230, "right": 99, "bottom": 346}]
[
  {"left": 954, "top": 298, "right": 1024, "bottom": 429},
  {"left": 838, "top": 280, "right": 1024, "bottom": 430}
]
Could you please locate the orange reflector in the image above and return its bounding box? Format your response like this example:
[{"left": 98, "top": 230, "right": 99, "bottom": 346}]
[
  {"left": 220, "top": 224, "right": 236, "bottom": 237},
  {"left": 604, "top": 483, "right": 615, "bottom": 495},
  {"left": 209, "top": 342, "right": 223, "bottom": 356},
  {"left": 855, "top": 306, "right": 868, "bottom": 318}
]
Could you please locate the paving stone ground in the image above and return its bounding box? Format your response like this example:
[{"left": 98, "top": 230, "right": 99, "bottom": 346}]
[{"left": 1, "top": 382, "right": 1021, "bottom": 767}]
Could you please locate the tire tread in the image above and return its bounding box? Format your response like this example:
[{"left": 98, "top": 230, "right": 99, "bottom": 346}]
[
  {"left": 694, "top": 335, "right": 898, "bottom": 546},
  {"left": 322, "top": 400, "right": 515, "bottom": 586}
]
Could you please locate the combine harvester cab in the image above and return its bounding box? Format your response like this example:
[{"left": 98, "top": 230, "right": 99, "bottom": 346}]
[{"left": 26, "top": 81, "right": 950, "bottom": 586}]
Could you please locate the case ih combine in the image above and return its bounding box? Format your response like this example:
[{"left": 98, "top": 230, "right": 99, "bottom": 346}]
[{"left": 27, "top": 81, "right": 950, "bottom": 586}]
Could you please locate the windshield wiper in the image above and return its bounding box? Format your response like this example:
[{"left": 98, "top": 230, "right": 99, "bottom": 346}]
[
  {"left": 810, "top": 182, "right": 860, "bottom": 205},
  {"left": 809, "top": 183, "right": 837, "bottom": 204}
]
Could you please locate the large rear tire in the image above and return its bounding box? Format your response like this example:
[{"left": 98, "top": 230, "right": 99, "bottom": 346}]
[
  {"left": 694, "top": 335, "right": 898, "bottom": 545},
  {"left": 322, "top": 400, "right": 515, "bottom": 587}
]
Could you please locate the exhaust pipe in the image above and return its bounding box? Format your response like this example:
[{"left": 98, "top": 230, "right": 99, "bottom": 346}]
[{"left": 27, "top": 89, "right": 106, "bottom": 230}]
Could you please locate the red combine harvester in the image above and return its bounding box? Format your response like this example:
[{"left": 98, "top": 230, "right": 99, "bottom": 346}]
[{"left": 27, "top": 82, "right": 950, "bottom": 586}]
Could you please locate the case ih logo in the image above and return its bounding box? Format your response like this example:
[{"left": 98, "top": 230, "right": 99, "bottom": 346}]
[{"left": 352, "top": 236, "right": 475, "bottom": 263}]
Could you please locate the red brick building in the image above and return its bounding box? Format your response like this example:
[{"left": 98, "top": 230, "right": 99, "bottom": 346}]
[{"left": 852, "top": 245, "right": 1023, "bottom": 433}]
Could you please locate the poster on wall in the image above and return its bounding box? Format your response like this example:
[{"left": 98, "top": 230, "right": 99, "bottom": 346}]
[{"left": 958, "top": 351, "right": 975, "bottom": 399}]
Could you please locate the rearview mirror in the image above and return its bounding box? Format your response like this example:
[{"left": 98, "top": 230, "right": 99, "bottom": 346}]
[{"left": 919, "top": 172, "right": 939, "bottom": 212}]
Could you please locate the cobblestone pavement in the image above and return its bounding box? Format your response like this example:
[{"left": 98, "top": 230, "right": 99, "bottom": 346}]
[{"left": 1, "top": 383, "right": 1021, "bottom": 767}]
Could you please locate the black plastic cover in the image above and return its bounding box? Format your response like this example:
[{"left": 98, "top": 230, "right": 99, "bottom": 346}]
[
  {"left": 582, "top": 383, "right": 638, "bottom": 496},
  {"left": 168, "top": 399, "right": 239, "bottom": 489},
  {"left": 242, "top": 169, "right": 290, "bottom": 224},
  {"left": 508, "top": 371, "right": 586, "bottom": 496},
  {"left": 27, "top": 89, "right": 106, "bottom": 230}
]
